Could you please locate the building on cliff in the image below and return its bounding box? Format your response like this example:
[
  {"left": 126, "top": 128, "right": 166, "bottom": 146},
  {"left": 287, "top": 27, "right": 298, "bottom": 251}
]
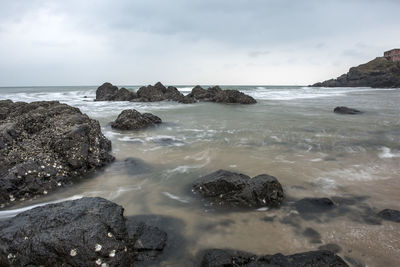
[{"left": 384, "top": 49, "right": 400, "bottom": 62}]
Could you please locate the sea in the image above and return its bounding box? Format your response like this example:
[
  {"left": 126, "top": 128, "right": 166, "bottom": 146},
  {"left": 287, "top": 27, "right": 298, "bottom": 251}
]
[{"left": 0, "top": 85, "right": 399, "bottom": 266}]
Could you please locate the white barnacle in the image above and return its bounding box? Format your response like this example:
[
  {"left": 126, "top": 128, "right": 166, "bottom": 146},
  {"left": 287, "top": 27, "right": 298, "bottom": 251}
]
[
  {"left": 124, "top": 247, "right": 127, "bottom": 252},
  {"left": 101, "top": 263, "right": 109, "bottom": 267},
  {"left": 95, "top": 258, "right": 102, "bottom": 265},
  {"left": 28, "top": 170, "right": 32, "bottom": 174},
  {"left": 7, "top": 253, "right": 14, "bottom": 260},
  {"left": 70, "top": 249, "right": 77, "bottom": 257},
  {"left": 109, "top": 250, "right": 116, "bottom": 258},
  {"left": 107, "top": 232, "right": 113, "bottom": 238},
  {"left": 46, "top": 173, "right": 51, "bottom": 177},
  {"left": 9, "top": 195, "right": 15, "bottom": 202},
  {"left": 24, "top": 236, "right": 28, "bottom": 240},
  {"left": 41, "top": 165, "right": 45, "bottom": 169},
  {"left": 95, "top": 244, "right": 102, "bottom": 252},
  {"left": 17, "top": 175, "right": 22, "bottom": 179},
  {"left": 57, "top": 182, "right": 62, "bottom": 187},
  {"left": 262, "top": 198, "right": 266, "bottom": 204},
  {"left": 43, "top": 190, "right": 48, "bottom": 195}
]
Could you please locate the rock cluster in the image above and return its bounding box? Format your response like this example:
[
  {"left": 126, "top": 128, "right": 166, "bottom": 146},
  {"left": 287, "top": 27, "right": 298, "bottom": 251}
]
[
  {"left": 95, "top": 82, "right": 136, "bottom": 101},
  {"left": 0, "top": 100, "right": 114, "bottom": 207},
  {"left": 111, "top": 109, "right": 162, "bottom": 130},
  {"left": 311, "top": 57, "right": 400, "bottom": 88},
  {"left": 0, "top": 197, "right": 167, "bottom": 266},
  {"left": 199, "top": 249, "right": 349, "bottom": 267},
  {"left": 95, "top": 82, "right": 257, "bottom": 104},
  {"left": 192, "top": 169, "right": 284, "bottom": 208}
]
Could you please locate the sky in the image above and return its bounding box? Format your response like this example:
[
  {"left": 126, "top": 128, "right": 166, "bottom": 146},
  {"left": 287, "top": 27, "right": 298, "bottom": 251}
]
[{"left": 0, "top": 0, "right": 399, "bottom": 86}]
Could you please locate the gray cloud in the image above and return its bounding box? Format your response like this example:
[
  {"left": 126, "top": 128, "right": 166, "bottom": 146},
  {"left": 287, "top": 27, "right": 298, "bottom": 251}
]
[{"left": 0, "top": 0, "right": 399, "bottom": 85}]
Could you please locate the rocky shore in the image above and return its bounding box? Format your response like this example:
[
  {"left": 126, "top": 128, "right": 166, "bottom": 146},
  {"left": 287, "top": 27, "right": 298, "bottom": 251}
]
[
  {"left": 0, "top": 100, "right": 114, "bottom": 207},
  {"left": 311, "top": 56, "right": 400, "bottom": 88},
  {"left": 95, "top": 82, "right": 257, "bottom": 104}
]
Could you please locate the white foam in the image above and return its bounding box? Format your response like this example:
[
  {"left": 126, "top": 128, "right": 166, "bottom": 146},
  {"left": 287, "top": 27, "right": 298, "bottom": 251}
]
[
  {"left": 256, "top": 207, "right": 269, "bottom": 211},
  {"left": 378, "top": 147, "right": 400, "bottom": 159},
  {"left": 162, "top": 192, "right": 189, "bottom": 203}
]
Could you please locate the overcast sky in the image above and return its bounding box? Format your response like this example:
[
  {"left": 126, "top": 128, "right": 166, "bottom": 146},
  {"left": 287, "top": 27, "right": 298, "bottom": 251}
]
[{"left": 0, "top": 0, "right": 399, "bottom": 86}]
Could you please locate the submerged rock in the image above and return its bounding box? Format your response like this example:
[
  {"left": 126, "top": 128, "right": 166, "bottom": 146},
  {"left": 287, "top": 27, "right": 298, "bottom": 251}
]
[
  {"left": 199, "top": 249, "right": 349, "bottom": 267},
  {"left": 0, "top": 197, "right": 168, "bottom": 266},
  {"left": 333, "top": 106, "right": 362, "bottom": 115},
  {"left": 311, "top": 56, "right": 400, "bottom": 88},
  {"left": 95, "top": 82, "right": 136, "bottom": 101},
  {"left": 294, "top": 197, "right": 336, "bottom": 214},
  {"left": 192, "top": 169, "right": 284, "bottom": 208},
  {"left": 377, "top": 209, "right": 400, "bottom": 223},
  {"left": 187, "top": 85, "right": 257, "bottom": 104},
  {"left": 111, "top": 109, "right": 162, "bottom": 130},
  {"left": 0, "top": 100, "right": 113, "bottom": 207}
]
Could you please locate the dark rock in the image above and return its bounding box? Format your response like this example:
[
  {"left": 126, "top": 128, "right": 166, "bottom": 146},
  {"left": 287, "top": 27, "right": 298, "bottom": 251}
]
[
  {"left": 294, "top": 198, "right": 335, "bottom": 214},
  {"left": 95, "top": 82, "right": 136, "bottom": 101},
  {"left": 199, "top": 249, "right": 349, "bottom": 267},
  {"left": 126, "top": 218, "right": 168, "bottom": 261},
  {"left": 192, "top": 169, "right": 284, "bottom": 208},
  {"left": 0, "top": 197, "right": 168, "bottom": 266},
  {"left": 187, "top": 85, "right": 256, "bottom": 104},
  {"left": 377, "top": 209, "right": 400, "bottom": 222},
  {"left": 302, "top": 227, "right": 322, "bottom": 244},
  {"left": 334, "top": 106, "right": 362, "bottom": 115},
  {"left": 135, "top": 82, "right": 187, "bottom": 102},
  {"left": 311, "top": 57, "right": 400, "bottom": 88},
  {"left": 0, "top": 101, "right": 113, "bottom": 207},
  {"left": 111, "top": 109, "right": 162, "bottom": 130}
]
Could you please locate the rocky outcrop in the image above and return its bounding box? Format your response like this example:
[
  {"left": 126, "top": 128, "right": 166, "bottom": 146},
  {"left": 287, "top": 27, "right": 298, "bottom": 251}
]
[
  {"left": 0, "top": 100, "right": 114, "bottom": 207},
  {"left": 311, "top": 57, "right": 400, "bottom": 88},
  {"left": 111, "top": 109, "right": 162, "bottom": 130},
  {"left": 95, "top": 82, "right": 136, "bottom": 101},
  {"left": 199, "top": 249, "right": 349, "bottom": 267},
  {"left": 187, "top": 85, "right": 257, "bottom": 104},
  {"left": 334, "top": 106, "right": 362, "bottom": 115},
  {"left": 135, "top": 82, "right": 193, "bottom": 103},
  {"left": 0, "top": 197, "right": 167, "bottom": 266},
  {"left": 377, "top": 209, "right": 400, "bottom": 223},
  {"left": 192, "top": 169, "right": 284, "bottom": 208}
]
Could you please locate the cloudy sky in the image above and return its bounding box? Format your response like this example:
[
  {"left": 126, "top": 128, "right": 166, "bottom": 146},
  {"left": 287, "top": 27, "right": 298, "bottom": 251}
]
[{"left": 0, "top": 0, "right": 399, "bottom": 86}]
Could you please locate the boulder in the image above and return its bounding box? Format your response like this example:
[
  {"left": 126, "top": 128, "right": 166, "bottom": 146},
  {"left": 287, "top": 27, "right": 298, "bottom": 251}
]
[
  {"left": 111, "top": 109, "right": 162, "bottom": 130},
  {"left": 0, "top": 100, "right": 113, "bottom": 207},
  {"left": 192, "top": 169, "right": 284, "bottom": 208},
  {"left": 187, "top": 85, "right": 257, "bottom": 104},
  {"left": 294, "top": 198, "right": 336, "bottom": 214},
  {"left": 95, "top": 82, "right": 136, "bottom": 101},
  {"left": 377, "top": 209, "right": 400, "bottom": 223},
  {"left": 0, "top": 197, "right": 168, "bottom": 266},
  {"left": 134, "top": 82, "right": 188, "bottom": 102},
  {"left": 311, "top": 57, "right": 400, "bottom": 88},
  {"left": 333, "top": 106, "right": 362, "bottom": 115},
  {"left": 199, "top": 249, "right": 349, "bottom": 267}
]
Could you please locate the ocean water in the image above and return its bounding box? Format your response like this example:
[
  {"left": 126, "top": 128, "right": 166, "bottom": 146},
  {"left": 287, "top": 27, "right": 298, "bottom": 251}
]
[{"left": 0, "top": 85, "right": 399, "bottom": 266}]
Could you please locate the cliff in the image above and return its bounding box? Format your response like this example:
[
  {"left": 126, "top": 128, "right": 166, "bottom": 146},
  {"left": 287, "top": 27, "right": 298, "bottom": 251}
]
[{"left": 311, "top": 57, "right": 400, "bottom": 88}]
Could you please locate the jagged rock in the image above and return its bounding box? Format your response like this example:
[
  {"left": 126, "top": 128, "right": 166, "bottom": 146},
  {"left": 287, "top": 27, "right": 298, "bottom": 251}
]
[
  {"left": 377, "top": 209, "right": 400, "bottom": 223},
  {"left": 0, "top": 101, "right": 113, "bottom": 207},
  {"left": 111, "top": 109, "right": 161, "bottom": 130},
  {"left": 334, "top": 106, "right": 362, "bottom": 115},
  {"left": 0, "top": 197, "right": 168, "bottom": 266},
  {"left": 95, "top": 82, "right": 136, "bottom": 101},
  {"left": 187, "top": 85, "right": 257, "bottom": 104},
  {"left": 192, "top": 169, "right": 284, "bottom": 208},
  {"left": 199, "top": 249, "right": 349, "bottom": 267},
  {"left": 311, "top": 57, "right": 400, "bottom": 88}
]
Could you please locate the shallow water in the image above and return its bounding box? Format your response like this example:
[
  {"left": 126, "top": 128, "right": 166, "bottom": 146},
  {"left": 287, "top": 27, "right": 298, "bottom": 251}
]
[{"left": 1, "top": 85, "right": 399, "bottom": 266}]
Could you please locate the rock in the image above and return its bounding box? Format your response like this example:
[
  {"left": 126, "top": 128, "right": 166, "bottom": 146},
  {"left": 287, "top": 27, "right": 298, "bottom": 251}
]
[
  {"left": 135, "top": 82, "right": 187, "bottom": 102},
  {"left": 187, "top": 85, "right": 257, "bottom": 104},
  {"left": 95, "top": 82, "right": 136, "bottom": 101},
  {"left": 333, "top": 106, "right": 362, "bottom": 115},
  {"left": 0, "top": 101, "right": 113, "bottom": 207},
  {"left": 294, "top": 198, "right": 335, "bottom": 214},
  {"left": 111, "top": 109, "right": 162, "bottom": 130},
  {"left": 311, "top": 57, "right": 400, "bottom": 88},
  {"left": 199, "top": 249, "right": 349, "bottom": 267},
  {"left": 126, "top": 218, "right": 168, "bottom": 261},
  {"left": 377, "top": 209, "right": 400, "bottom": 223},
  {"left": 0, "top": 197, "right": 168, "bottom": 266},
  {"left": 192, "top": 169, "right": 284, "bottom": 208}
]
